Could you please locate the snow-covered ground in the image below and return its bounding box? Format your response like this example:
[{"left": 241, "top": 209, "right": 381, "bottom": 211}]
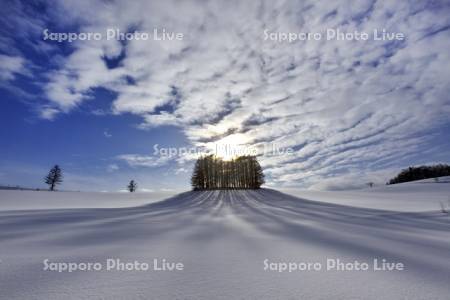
[
  {"left": 0, "top": 180, "right": 449, "bottom": 299},
  {"left": 0, "top": 190, "right": 176, "bottom": 211},
  {"left": 281, "top": 176, "right": 450, "bottom": 212}
]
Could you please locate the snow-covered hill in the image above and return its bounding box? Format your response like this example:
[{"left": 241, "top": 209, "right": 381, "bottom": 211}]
[{"left": 0, "top": 184, "right": 449, "bottom": 299}]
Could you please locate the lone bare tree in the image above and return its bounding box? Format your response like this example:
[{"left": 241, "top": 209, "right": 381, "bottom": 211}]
[
  {"left": 45, "top": 165, "right": 63, "bottom": 191},
  {"left": 128, "top": 180, "right": 137, "bottom": 192}
]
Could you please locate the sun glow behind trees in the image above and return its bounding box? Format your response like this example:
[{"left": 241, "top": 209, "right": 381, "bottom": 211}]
[{"left": 191, "top": 155, "right": 265, "bottom": 190}]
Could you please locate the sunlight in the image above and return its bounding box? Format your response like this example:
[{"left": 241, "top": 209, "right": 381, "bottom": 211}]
[{"left": 205, "top": 133, "right": 256, "bottom": 161}]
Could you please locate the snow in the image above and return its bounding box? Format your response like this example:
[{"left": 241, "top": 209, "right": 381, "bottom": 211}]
[
  {"left": 0, "top": 180, "right": 449, "bottom": 299},
  {"left": 281, "top": 176, "right": 450, "bottom": 212},
  {"left": 0, "top": 190, "right": 176, "bottom": 211}
]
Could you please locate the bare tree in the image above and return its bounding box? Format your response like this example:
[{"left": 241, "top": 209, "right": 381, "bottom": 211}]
[
  {"left": 127, "top": 180, "right": 137, "bottom": 192},
  {"left": 45, "top": 165, "right": 63, "bottom": 191},
  {"left": 191, "top": 155, "right": 264, "bottom": 190}
]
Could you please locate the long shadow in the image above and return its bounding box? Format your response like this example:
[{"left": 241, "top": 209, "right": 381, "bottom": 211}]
[
  {"left": 230, "top": 189, "right": 450, "bottom": 283},
  {"left": 0, "top": 191, "right": 219, "bottom": 245},
  {"left": 1, "top": 188, "right": 449, "bottom": 283}
]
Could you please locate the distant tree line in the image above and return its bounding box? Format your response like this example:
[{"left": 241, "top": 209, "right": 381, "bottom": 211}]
[
  {"left": 388, "top": 164, "right": 450, "bottom": 185},
  {"left": 191, "top": 155, "right": 265, "bottom": 190}
]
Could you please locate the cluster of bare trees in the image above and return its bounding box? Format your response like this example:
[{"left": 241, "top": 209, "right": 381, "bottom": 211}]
[{"left": 191, "top": 155, "right": 265, "bottom": 190}]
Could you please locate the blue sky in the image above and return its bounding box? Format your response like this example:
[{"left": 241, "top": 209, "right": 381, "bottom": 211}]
[{"left": 1, "top": 0, "right": 450, "bottom": 191}]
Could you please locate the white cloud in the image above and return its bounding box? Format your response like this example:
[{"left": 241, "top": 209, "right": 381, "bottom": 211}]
[
  {"left": 39, "top": 107, "right": 60, "bottom": 120},
  {"left": 0, "top": 54, "right": 27, "bottom": 81},
  {"left": 117, "top": 154, "right": 172, "bottom": 168},
  {"left": 5, "top": 0, "right": 450, "bottom": 189},
  {"left": 175, "top": 167, "right": 188, "bottom": 175},
  {"left": 107, "top": 164, "right": 119, "bottom": 172},
  {"left": 103, "top": 130, "right": 112, "bottom": 138}
]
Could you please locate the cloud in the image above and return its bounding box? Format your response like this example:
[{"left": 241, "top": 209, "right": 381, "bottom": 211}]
[
  {"left": 103, "top": 130, "right": 112, "bottom": 138},
  {"left": 117, "top": 154, "right": 172, "bottom": 168},
  {"left": 106, "top": 164, "right": 119, "bottom": 172},
  {"left": 3, "top": 0, "right": 450, "bottom": 189},
  {"left": 39, "top": 106, "right": 60, "bottom": 120},
  {"left": 0, "top": 54, "right": 27, "bottom": 81},
  {"left": 175, "top": 167, "right": 188, "bottom": 175}
]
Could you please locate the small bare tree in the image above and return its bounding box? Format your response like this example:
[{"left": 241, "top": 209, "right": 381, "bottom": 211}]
[{"left": 127, "top": 180, "right": 137, "bottom": 192}]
